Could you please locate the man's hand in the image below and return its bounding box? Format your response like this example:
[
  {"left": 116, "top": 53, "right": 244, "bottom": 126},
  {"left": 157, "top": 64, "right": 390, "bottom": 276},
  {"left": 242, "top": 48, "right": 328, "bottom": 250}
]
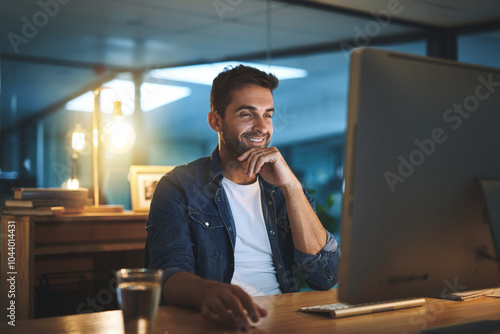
[
  {"left": 238, "top": 146, "right": 327, "bottom": 255},
  {"left": 164, "top": 273, "right": 267, "bottom": 330},
  {"left": 238, "top": 147, "right": 300, "bottom": 191},
  {"left": 200, "top": 281, "right": 268, "bottom": 330}
]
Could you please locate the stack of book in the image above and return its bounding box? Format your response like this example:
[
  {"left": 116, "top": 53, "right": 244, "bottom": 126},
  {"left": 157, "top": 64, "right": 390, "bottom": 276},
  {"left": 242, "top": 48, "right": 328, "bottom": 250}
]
[{"left": 2, "top": 188, "right": 92, "bottom": 216}]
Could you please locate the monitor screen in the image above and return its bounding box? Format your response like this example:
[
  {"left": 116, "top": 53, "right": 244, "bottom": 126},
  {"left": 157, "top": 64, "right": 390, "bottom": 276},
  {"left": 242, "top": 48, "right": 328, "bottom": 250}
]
[{"left": 339, "top": 48, "right": 500, "bottom": 304}]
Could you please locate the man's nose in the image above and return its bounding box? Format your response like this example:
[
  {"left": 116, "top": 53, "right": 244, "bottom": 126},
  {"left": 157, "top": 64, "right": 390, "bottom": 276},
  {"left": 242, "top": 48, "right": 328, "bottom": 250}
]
[{"left": 252, "top": 115, "right": 268, "bottom": 133}]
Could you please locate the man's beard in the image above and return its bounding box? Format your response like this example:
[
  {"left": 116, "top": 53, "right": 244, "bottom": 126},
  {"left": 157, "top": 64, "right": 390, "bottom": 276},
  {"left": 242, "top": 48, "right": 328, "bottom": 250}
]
[{"left": 220, "top": 128, "right": 269, "bottom": 156}]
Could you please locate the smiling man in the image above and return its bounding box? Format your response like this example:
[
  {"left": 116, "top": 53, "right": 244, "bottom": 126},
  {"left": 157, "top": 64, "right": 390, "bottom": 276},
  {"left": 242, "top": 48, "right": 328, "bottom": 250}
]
[{"left": 146, "top": 65, "right": 339, "bottom": 330}]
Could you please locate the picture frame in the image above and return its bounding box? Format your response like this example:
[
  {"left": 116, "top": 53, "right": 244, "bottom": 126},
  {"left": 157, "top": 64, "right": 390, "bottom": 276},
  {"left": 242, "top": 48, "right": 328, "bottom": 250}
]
[{"left": 129, "top": 165, "right": 174, "bottom": 211}]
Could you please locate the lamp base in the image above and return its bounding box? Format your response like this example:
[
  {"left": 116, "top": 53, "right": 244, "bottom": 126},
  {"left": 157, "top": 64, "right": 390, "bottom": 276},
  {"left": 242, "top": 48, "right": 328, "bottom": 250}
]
[{"left": 84, "top": 204, "right": 124, "bottom": 213}]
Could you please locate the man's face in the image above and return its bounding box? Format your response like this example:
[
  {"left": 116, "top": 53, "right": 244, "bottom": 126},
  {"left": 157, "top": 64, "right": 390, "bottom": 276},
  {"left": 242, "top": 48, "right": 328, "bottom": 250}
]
[{"left": 219, "top": 84, "right": 274, "bottom": 156}]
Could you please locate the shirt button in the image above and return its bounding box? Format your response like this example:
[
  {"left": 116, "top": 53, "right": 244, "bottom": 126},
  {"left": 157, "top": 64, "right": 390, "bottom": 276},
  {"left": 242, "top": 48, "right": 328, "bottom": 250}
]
[
  {"left": 205, "top": 222, "right": 209, "bottom": 226},
  {"left": 217, "top": 197, "right": 221, "bottom": 201},
  {"left": 228, "top": 227, "right": 232, "bottom": 231},
  {"left": 270, "top": 230, "right": 275, "bottom": 235},
  {"left": 268, "top": 201, "right": 272, "bottom": 205},
  {"left": 278, "top": 264, "right": 282, "bottom": 269}
]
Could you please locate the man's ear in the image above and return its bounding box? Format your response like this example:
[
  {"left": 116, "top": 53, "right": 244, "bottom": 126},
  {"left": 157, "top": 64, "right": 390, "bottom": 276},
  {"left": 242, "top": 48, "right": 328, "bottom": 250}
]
[{"left": 208, "top": 111, "right": 222, "bottom": 132}]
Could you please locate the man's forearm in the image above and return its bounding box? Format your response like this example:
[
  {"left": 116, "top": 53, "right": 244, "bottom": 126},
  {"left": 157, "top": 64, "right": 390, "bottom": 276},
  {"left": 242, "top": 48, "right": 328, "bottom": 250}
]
[
  {"left": 163, "top": 272, "right": 206, "bottom": 310},
  {"left": 280, "top": 180, "right": 327, "bottom": 255}
]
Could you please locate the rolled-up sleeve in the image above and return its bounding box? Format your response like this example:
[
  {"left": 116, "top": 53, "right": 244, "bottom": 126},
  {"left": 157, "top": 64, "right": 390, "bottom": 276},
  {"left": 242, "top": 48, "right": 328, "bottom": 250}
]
[{"left": 293, "top": 228, "right": 340, "bottom": 291}]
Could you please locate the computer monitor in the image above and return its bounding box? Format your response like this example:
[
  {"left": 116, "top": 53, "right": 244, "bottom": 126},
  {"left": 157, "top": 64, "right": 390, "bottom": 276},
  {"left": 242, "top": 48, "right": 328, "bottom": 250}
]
[{"left": 339, "top": 48, "right": 500, "bottom": 305}]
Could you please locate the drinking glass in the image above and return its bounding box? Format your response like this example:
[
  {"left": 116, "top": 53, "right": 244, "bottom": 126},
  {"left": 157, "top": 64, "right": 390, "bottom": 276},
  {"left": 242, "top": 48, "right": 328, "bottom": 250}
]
[{"left": 116, "top": 268, "right": 163, "bottom": 334}]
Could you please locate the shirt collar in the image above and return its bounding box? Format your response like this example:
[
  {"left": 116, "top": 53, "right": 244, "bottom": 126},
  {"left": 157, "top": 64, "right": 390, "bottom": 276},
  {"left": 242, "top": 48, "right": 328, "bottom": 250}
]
[{"left": 208, "top": 146, "right": 225, "bottom": 187}]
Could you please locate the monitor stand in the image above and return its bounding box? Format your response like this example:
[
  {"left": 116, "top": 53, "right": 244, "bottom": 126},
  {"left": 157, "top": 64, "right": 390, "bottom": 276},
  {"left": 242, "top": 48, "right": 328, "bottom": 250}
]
[
  {"left": 426, "top": 181, "right": 500, "bottom": 334},
  {"left": 430, "top": 181, "right": 500, "bottom": 334},
  {"left": 478, "top": 179, "right": 500, "bottom": 265}
]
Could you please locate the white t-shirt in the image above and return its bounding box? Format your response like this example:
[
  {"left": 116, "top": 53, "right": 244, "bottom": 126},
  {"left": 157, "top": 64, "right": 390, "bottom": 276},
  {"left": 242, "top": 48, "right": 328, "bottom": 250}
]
[{"left": 222, "top": 177, "right": 282, "bottom": 296}]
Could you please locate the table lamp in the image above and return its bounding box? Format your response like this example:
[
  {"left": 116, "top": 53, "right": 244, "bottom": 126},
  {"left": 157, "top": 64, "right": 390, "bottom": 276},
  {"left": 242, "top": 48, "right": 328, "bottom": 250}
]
[
  {"left": 89, "top": 87, "right": 136, "bottom": 212},
  {"left": 67, "top": 123, "right": 85, "bottom": 190}
]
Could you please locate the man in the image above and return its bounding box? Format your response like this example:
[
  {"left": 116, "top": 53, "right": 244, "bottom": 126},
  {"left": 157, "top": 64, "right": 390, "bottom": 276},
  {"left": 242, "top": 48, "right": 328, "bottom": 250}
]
[{"left": 146, "top": 65, "right": 339, "bottom": 329}]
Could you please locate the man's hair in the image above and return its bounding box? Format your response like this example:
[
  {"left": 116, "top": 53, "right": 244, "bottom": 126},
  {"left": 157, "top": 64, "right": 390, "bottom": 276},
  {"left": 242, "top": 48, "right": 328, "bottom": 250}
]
[{"left": 210, "top": 65, "right": 279, "bottom": 118}]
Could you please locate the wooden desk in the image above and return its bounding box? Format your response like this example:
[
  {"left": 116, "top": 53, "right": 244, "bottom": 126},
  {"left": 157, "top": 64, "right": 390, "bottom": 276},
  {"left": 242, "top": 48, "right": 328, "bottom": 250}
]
[
  {"left": 2, "top": 289, "right": 500, "bottom": 333},
  {"left": 0, "top": 211, "right": 149, "bottom": 322}
]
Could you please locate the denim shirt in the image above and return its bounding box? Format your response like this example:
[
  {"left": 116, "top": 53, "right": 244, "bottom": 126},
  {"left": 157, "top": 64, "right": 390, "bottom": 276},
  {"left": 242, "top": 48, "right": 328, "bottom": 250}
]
[{"left": 146, "top": 147, "right": 339, "bottom": 296}]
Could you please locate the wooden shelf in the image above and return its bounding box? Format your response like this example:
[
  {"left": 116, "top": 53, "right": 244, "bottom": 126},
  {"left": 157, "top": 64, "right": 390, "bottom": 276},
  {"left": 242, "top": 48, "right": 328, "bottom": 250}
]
[
  {"left": 31, "top": 210, "right": 148, "bottom": 222},
  {"left": 1, "top": 212, "right": 149, "bottom": 322},
  {"left": 35, "top": 241, "right": 146, "bottom": 255}
]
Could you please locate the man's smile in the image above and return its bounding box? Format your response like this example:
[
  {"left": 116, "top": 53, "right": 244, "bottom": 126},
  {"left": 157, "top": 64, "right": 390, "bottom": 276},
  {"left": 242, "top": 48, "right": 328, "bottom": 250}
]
[{"left": 244, "top": 136, "right": 265, "bottom": 143}]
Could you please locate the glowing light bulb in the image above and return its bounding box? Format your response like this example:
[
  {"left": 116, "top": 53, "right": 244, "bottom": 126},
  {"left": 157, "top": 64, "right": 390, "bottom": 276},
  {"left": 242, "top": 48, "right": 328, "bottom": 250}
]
[
  {"left": 65, "top": 178, "right": 80, "bottom": 190},
  {"left": 101, "top": 117, "right": 136, "bottom": 154},
  {"left": 72, "top": 132, "right": 85, "bottom": 151}
]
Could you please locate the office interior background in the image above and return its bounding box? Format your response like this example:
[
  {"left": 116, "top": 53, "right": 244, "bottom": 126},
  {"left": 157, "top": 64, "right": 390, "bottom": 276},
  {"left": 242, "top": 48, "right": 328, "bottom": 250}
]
[{"left": 1, "top": 0, "right": 500, "bottom": 232}]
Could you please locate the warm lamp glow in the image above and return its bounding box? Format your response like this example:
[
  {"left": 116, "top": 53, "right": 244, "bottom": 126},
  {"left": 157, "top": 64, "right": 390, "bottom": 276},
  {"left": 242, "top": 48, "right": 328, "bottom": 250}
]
[
  {"left": 66, "top": 124, "right": 85, "bottom": 190},
  {"left": 72, "top": 124, "right": 85, "bottom": 152},
  {"left": 102, "top": 117, "right": 136, "bottom": 154},
  {"left": 92, "top": 91, "right": 135, "bottom": 209},
  {"left": 66, "top": 177, "right": 80, "bottom": 190}
]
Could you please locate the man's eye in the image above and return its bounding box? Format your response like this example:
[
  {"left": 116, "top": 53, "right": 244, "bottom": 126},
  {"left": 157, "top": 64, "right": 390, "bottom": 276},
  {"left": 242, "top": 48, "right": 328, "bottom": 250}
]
[{"left": 265, "top": 114, "right": 273, "bottom": 118}]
